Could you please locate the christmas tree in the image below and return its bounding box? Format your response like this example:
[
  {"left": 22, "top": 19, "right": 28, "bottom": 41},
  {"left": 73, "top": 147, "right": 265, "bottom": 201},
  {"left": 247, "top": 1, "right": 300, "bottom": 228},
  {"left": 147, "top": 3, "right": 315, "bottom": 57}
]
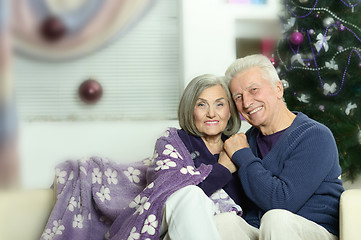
[{"left": 275, "top": 0, "right": 361, "bottom": 181}]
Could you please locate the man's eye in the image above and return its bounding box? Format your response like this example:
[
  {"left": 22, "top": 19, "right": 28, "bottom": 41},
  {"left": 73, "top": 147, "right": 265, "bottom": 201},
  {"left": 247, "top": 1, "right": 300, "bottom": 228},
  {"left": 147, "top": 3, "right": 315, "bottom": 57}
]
[
  {"left": 251, "top": 88, "right": 258, "bottom": 93},
  {"left": 234, "top": 95, "right": 242, "bottom": 101}
]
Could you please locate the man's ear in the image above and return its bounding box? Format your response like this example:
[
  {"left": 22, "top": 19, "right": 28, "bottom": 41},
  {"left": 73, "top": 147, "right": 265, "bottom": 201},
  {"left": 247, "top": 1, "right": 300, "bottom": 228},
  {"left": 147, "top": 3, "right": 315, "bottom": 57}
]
[{"left": 276, "top": 80, "right": 284, "bottom": 99}]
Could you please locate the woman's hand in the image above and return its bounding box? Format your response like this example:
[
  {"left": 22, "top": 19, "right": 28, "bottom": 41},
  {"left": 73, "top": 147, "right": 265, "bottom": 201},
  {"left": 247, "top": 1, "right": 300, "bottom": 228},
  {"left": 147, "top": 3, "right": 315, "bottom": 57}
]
[
  {"left": 218, "top": 151, "right": 237, "bottom": 174},
  {"left": 224, "top": 133, "right": 250, "bottom": 158}
]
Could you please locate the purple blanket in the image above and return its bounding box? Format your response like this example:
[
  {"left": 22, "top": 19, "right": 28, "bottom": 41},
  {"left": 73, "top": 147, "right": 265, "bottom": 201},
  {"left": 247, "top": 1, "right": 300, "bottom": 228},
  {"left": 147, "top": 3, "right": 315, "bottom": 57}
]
[{"left": 41, "top": 128, "right": 242, "bottom": 240}]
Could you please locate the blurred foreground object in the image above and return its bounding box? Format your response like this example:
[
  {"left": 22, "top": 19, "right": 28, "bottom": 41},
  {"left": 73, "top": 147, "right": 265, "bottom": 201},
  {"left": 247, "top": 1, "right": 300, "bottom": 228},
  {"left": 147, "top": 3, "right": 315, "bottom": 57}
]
[
  {"left": 11, "top": 0, "right": 155, "bottom": 60},
  {"left": 276, "top": 0, "right": 361, "bottom": 181},
  {"left": 1, "top": 0, "right": 20, "bottom": 188}
]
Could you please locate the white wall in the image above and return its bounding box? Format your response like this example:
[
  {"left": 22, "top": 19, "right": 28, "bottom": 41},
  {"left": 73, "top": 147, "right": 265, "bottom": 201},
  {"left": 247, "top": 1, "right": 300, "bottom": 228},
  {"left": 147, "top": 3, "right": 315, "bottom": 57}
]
[{"left": 19, "top": 0, "right": 277, "bottom": 189}]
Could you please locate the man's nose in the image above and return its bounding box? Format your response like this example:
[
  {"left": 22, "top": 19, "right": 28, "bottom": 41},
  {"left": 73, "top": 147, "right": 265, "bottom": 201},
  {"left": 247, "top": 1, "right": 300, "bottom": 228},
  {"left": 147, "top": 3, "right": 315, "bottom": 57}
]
[{"left": 242, "top": 92, "right": 253, "bottom": 109}]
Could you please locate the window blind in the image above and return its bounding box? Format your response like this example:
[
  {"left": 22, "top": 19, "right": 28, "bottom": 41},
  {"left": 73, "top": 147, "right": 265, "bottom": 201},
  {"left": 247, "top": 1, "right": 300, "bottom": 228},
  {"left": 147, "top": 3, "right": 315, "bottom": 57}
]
[{"left": 14, "top": 0, "right": 180, "bottom": 121}]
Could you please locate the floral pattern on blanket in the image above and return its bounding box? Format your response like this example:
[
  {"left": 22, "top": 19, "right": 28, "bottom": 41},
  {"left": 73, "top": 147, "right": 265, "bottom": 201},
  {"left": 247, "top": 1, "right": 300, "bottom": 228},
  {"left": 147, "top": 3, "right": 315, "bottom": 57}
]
[{"left": 41, "top": 127, "right": 242, "bottom": 240}]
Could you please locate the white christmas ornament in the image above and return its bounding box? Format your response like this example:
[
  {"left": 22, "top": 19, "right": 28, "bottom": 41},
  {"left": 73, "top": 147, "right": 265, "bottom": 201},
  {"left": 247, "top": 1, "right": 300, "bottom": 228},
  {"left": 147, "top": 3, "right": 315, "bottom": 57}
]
[
  {"left": 291, "top": 54, "right": 305, "bottom": 66},
  {"left": 323, "top": 82, "right": 337, "bottom": 95},
  {"left": 325, "top": 60, "right": 339, "bottom": 70},
  {"left": 283, "top": 18, "right": 296, "bottom": 32},
  {"left": 323, "top": 17, "right": 335, "bottom": 28},
  {"left": 314, "top": 33, "right": 331, "bottom": 52},
  {"left": 345, "top": 103, "right": 357, "bottom": 115},
  {"left": 297, "top": 94, "right": 310, "bottom": 103}
]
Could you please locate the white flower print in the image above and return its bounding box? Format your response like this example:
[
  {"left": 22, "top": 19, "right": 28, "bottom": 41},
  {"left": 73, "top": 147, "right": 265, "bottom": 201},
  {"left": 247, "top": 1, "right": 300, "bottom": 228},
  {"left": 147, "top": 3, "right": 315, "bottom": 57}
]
[
  {"left": 155, "top": 159, "right": 176, "bottom": 171},
  {"left": 105, "top": 231, "right": 111, "bottom": 240},
  {"left": 67, "top": 197, "right": 77, "bottom": 212},
  {"left": 144, "top": 151, "right": 159, "bottom": 166},
  {"left": 128, "top": 227, "right": 140, "bottom": 240},
  {"left": 80, "top": 166, "right": 87, "bottom": 175},
  {"left": 92, "top": 168, "right": 102, "bottom": 184},
  {"left": 55, "top": 168, "right": 67, "bottom": 184},
  {"left": 160, "top": 130, "right": 169, "bottom": 138},
  {"left": 163, "top": 144, "right": 183, "bottom": 159},
  {"left": 180, "top": 166, "right": 200, "bottom": 175},
  {"left": 210, "top": 189, "right": 229, "bottom": 200},
  {"left": 72, "top": 214, "right": 84, "bottom": 229},
  {"left": 146, "top": 182, "right": 154, "bottom": 189},
  {"left": 105, "top": 168, "right": 118, "bottom": 185},
  {"left": 42, "top": 220, "right": 65, "bottom": 239},
  {"left": 96, "top": 186, "right": 111, "bottom": 202},
  {"left": 124, "top": 167, "right": 141, "bottom": 183},
  {"left": 213, "top": 202, "right": 221, "bottom": 215},
  {"left": 129, "top": 195, "right": 151, "bottom": 215},
  {"left": 52, "top": 220, "right": 65, "bottom": 235},
  {"left": 41, "top": 229, "right": 54, "bottom": 240},
  {"left": 141, "top": 214, "right": 158, "bottom": 235}
]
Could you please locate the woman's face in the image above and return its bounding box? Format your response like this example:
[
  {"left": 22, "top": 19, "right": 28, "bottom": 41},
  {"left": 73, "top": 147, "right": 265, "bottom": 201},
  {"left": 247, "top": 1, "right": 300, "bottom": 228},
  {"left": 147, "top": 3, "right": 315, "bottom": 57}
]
[{"left": 193, "top": 85, "right": 231, "bottom": 138}]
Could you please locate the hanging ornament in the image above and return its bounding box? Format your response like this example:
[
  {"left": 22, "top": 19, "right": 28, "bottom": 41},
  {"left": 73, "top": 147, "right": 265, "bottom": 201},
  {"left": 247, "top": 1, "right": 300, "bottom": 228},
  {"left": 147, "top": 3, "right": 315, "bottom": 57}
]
[
  {"left": 323, "top": 17, "right": 335, "bottom": 28},
  {"left": 325, "top": 60, "right": 339, "bottom": 70},
  {"left": 339, "top": 24, "right": 345, "bottom": 31},
  {"left": 291, "top": 54, "right": 305, "bottom": 66},
  {"left": 297, "top": 94, "right": 310, "bottom": 103},
  {"left": 290, "top": 32, "right": 304, "bottom": 45},
  {"left": 319, "top": 105, "right": 325, "bottom": 112},
  {"left": 39, "top": 16, "right": 67, "bottom": 42},
  {"left": 268, "top": 56, "right": 277, "bottom": 67},
  {"left": 78, "top": 78, "right": 103, "bottom": 104},
  {"left": 345, "top": 102, "right": 357, "bottom": 115},
  {"left": 323, "top": 82, "right": 337, "bottom": 95},
  {"left": 281, "top": 79, "right": 289, "bottom": 89},
  {"left": 315, "top": 11, "right": 320, "bottom": 19},
  {"left": 309, "top": 29, "right": 315, "bottom": 35},
  {"left": 314, "top": 33, "right": 331, "bottom": 52}
]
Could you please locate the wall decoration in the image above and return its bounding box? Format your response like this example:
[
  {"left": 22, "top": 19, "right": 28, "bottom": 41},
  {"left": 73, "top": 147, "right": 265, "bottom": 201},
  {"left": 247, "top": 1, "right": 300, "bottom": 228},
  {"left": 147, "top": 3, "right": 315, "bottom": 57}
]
[
  {"left": 11, "top": 0, "right": 155, "bottom": 61},
  {"left": 78, "top": 78, "right": 103, "bottom": 104}
]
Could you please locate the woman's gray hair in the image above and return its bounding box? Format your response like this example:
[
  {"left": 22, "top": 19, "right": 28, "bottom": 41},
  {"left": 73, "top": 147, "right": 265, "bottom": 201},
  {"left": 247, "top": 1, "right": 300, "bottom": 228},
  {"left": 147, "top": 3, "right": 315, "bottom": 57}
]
[
  {"left": 178, "top": 74, "right": 241, "bottom": 137},
  {"left": 225, "top": 54, "right": 280, "bottom": 87}
]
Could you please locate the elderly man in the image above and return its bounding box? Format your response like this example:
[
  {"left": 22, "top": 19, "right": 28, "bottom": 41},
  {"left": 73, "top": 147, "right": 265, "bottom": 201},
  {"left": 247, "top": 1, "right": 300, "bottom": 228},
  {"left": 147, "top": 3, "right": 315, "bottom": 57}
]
[{"left": 221, "top": 54, "right": 344, "bottom": 240}]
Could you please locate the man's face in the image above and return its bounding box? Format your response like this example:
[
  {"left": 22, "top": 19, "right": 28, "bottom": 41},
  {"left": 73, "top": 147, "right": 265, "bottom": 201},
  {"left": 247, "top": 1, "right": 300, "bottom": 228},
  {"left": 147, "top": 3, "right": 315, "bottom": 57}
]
[{"left": 229, "top": 68, "right": 283, "bottom": 130}]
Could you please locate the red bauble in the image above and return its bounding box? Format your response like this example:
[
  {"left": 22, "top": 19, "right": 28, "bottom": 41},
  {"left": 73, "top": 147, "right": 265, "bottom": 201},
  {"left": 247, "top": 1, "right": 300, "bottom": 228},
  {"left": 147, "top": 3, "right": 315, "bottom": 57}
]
[
  {"left": 78, "top": 79, "right": 103, "bottom": 104},
  {"left": 40, "top": 16, "right": 67, "bottom": 42},
  {"left": 289, "top": 32, "right": 304, "bottom": 45}
]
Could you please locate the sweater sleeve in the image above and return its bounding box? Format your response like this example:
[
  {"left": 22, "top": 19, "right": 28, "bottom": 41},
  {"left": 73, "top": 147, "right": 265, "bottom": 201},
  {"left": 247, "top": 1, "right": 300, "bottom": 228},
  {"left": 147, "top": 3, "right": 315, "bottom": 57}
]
[
  {"left": 197, "top": 162, "right": 233, "bottom": 196},
  {"left": 232, "top": 123, "right": 340, "bottom": 212}
]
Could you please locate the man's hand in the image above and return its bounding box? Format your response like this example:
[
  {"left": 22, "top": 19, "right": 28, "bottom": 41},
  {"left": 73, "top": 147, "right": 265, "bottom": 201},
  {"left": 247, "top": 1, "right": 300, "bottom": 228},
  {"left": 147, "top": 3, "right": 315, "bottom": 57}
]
[
  {"left": 218, "top": 151, "right": 237, "bottom": 174},
  {"left": 224, "top": 133, "right": 250, "bottom": 158}
]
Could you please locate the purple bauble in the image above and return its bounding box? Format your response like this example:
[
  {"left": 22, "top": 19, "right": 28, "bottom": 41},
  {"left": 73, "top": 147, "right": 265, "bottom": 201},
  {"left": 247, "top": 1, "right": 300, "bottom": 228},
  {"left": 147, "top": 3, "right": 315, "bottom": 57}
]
[
  {"left": 79, "top": 79, "right": 103, "bottom": 104},
  {"left": 290, "top": 32, "right": 304, "bottom": 45}
]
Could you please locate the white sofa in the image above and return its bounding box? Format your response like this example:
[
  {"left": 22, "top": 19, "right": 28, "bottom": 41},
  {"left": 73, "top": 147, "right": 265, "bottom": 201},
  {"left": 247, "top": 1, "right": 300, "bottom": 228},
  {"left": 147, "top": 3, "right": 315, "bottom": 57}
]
[{"left": 0, "top": 188, "right": 360, "bottom": 240}]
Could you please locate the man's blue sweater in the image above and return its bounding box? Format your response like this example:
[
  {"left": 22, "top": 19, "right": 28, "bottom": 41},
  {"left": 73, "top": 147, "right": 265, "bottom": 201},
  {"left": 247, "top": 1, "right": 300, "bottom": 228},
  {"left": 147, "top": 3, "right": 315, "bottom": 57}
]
[{"left": 232, "top": 112, "right": 344, "bottom": 236}]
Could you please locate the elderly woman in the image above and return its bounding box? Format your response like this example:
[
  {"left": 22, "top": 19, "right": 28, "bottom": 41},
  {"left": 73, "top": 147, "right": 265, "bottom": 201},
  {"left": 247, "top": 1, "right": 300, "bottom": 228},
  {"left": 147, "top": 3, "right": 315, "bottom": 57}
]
[
  {"left": 41, "top": 74, "right": 241, "bottom": 240},
  {"left": 158, "top": 74, "right": 242, "bottom": 239}
]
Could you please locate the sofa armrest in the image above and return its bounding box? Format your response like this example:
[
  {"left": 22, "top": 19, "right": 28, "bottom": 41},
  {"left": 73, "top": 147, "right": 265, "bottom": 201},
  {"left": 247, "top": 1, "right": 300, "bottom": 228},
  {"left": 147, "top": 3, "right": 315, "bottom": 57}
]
[
  {"left": 0, "top": 189, "right": 55, "bottom": 240},
  {"left": 339, "top": 189, "right": 361, "bottom": 240}
]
